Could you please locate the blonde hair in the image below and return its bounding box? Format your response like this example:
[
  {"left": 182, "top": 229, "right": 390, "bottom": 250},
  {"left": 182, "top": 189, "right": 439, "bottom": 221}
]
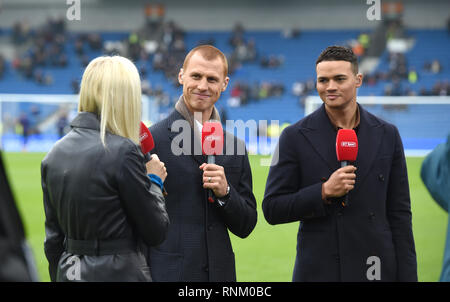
[{"left": 78, "top": 56, "right": 142, "bottom": 146}]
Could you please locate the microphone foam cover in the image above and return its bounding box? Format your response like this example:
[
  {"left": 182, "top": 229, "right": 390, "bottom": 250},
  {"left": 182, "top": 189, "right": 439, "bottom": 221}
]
[
  {"left": 336, "top": 129, "right": 358, "bottom": 162},
  {"left": 139, "top": 122, "right": 155, "bottom": 154},
  {"left": 201, "top": 120, "right": 224, "bottom": 156}
]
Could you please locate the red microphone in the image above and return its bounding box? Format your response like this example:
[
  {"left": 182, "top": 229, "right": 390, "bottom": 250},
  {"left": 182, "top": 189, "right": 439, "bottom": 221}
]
[
  {"left": 140, "top": 122, "right": 167, "bottom": 196},
  {"left": 336, "top": 129, "right": 358, "bottom": 206},
  {"left": 139, "top": 121, "right": 154, "bottom": 155},
  {"left": 201, "top": 120, "right": 224, "bottom": 203}
]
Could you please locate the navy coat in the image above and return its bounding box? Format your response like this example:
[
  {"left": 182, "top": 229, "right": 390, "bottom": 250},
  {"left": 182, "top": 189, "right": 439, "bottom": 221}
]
[
  {"left": 263, "top": 104, "right": 417, "bottom": 281},
  {"left": 147, "top": 110, "right": 257, "bottom": 281}
]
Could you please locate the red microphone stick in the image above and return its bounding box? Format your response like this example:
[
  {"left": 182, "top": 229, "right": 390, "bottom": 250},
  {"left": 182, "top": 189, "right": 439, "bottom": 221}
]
[
  {"left": 336, "top": 129, "right": 358, "bottom": 206},
  {"left": 201, "top": 120, "right": 224, "bottom": 203}
]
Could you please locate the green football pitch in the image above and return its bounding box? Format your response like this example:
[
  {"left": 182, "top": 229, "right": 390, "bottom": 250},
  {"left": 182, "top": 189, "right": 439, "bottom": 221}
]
[{"left": 3, "top": 152, "right": 447, "bottom": 282}]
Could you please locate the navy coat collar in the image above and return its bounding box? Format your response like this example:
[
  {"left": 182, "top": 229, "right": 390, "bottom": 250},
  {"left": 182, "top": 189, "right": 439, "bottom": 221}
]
[{"left": 300, "top": 103, "right": 384, "bottom": 193}]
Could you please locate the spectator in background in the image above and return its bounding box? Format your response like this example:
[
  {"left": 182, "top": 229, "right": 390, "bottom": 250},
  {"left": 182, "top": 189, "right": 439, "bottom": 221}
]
[
  {"left": 445, "top": 80, "right": 450, "bottom": 96},
  {"left": 141, "top": 79, "right": 152, "bottom": 96},
  {"left": 34, "top": 69, "right": 53, "bottom": 86},
  {"left": 292, "top": 81, "right": 305, "bottom": 97},
  {"left": 232, "top": 38, "right": 257, "bottom": 64},
  {"left": 29, "top": 105, "right": 41, "bottom": 135},
  {"left": 227, "top": 54, "right": 241, "bottom": 75},
  {"left": 0, "top": 55, "right": 5, "bottom": 79},
  {"left": 291, "top": 78, "right": 315, "bottom": 99},
  {"left": 74, "top": 37, "right": 84, "bottom": 56},
  {"left": 128, "top": 32, "right": 141, "bottom": 61},
  {"left": 71, "top": 79, "right": 80, "bottom": 94},
  {"left": 408, "top": 68, "right": 418, "bottom": 84},
  {"left": 424, "top": 59, "right": 442, "bottom": 74},
  {"left": 447, "top": 16, "right": 450, "bottom": 34},
  {"left": 384, "top": 84, "right": 393, "bottom": 96},
  {"left": 249, "top": 82, "right": 260, "bottom": 101},
  {"left": 292, "top": 80, "right": 308, "bottom": 106},
  {"left": 261, "top": 55, "right": 284, "bottom": 68},
  {"left": 228, "top": 23, "right": 258, "bottom": 68},
  {"left": 235, "top": 40, "right": 250, "bottom": 62},
  {"left": 246, "top": 39, "right": 257, "bottom": 62},
  {"left": 388, "top": 52, "right": 408, "bottom": 79},
  {"left": 282, "top": 27, "right": 301, "bottom": 39},
  {"left": 404, "top": 86, "right": 417, "bottom": 96},
  {"left": 87, "top": 33, "right": 102, "bottom": 51},
  {"left": 259, "top": 82, "right": 269, "bottom": 99},
  {"left": 352, "top": 42, "right": 364, "bottom": 57},
  {"left": 421, "top": 134, "right": 450, "bottom": 282},
  {"left": 229, "top": 83, "right": 243, "bottom": 107},
  {"left": 11, "top": 21, "right": 31, "bottom": 45},
  {"left": 431, "top": 60, "right": 442, "bottom": 74},
  {"left": 56, "top": 112, "right": 68, "bottom": 139},
  {"left": 229, "top": 22, "right": 245, "bottom": 48},
  {"left": 80, "top": 55, "right": 89, "bottom": 67},
  {"left": 18, "top": 113, "right": 30, "bottom": 151},
  {"left": 419, "top": 87, "right": 429, "bottom": 96},
  {"left": 364, "top": 74, "right": 378, "bottom": 86},
  {"left": 433, "top": 81, "right": 450, "bottom": 96},
  {"left": 358, "top": 33, "right": 370, "bottom": 53}
]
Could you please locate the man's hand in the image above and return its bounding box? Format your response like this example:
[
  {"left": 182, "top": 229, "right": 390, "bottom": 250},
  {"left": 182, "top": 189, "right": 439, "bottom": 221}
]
[
  {"left": 322, "top": 165, "right": 356, "bottom": 200},
  {"left": 200, "top": 163, "right": 229, "bottom": 198}
]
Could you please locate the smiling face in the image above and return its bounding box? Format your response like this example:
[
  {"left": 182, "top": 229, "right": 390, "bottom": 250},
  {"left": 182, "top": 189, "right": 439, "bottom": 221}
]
[
  {"left": 316, "top": 60, "right": 362, "bottom": 110},
  {"left": 178, "top": 52, "right": 229, "bottom": 119}
]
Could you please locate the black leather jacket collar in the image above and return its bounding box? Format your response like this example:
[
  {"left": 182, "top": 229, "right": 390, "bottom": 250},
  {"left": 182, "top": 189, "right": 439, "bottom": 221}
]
[{"left": 70, "top": 112, "right": 101, "bottom": 130}]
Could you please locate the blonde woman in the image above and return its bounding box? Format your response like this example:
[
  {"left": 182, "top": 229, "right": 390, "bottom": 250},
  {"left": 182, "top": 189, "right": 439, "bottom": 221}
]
[{"left": 41, "top": 56, "right": 169, "bottom": 282}]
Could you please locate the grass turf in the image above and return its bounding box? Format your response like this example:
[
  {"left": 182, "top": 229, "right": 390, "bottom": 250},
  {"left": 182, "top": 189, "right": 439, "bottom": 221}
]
[{"left": 2, "top": 152, "right": 447, "bottom": 282}]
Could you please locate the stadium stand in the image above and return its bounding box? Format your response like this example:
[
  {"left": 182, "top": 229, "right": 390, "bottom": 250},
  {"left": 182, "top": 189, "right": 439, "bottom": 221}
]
[{"left": 0, "top": 9, "right": 449, "bottom": 152}]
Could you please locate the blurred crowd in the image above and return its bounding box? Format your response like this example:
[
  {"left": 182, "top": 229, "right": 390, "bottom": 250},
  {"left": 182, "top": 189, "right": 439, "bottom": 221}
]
[
  {"left": 291, "top": 79, "right": 317, "bottom": 105},
  {"left": 225, "top": 22, "right": 289, "bottom": 107},
  {"left": 227, "top": 23, "right": 257, "bottom": 73},
  {"left": 380, "top": 53, "right": 446, "bottom": 96},
  {"left": 100, "top": 4, "right": 185, "bottom": 106},
  {"left": 227, "top": 22, "right": 287, "bottom": 74},
  {"left": 0, "top": 4, "right": 448, "bottom": 109},
  {"left": 228, "top": 81, "right": 286, "bottom": 107},
  {"left": 11, "top": 17, "right": 69, "bottom": 86}
]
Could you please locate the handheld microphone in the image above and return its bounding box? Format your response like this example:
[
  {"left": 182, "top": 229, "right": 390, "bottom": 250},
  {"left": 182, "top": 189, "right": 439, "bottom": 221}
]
[
  {"left": 336, "top": 129, "right": 358, "bottom": 206},
  {"left": 139, "top": 122, "right": 167, "bottom": 195},
  {"left": 201, "top": 120, "right": 224, "bottom": 203},
  {"left": 139, "top": 121, "right": 155, "bottom": 156}
]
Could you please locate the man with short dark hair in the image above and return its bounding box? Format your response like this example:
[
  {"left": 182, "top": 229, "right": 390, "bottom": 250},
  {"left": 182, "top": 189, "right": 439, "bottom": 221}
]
[
  {"left": 147, "top": 45, "right": 257, "bottom": 281},
  {"left": 263, "top": 46, "right": 417, "bottom": 281}
]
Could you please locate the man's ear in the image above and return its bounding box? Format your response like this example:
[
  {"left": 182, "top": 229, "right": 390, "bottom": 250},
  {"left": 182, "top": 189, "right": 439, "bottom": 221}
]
[
  {"left": 356, "top": 73, "right": 363, "bottom": 88},
  {"left": 222, "top": 77, "right": 230, "bottom": 92},
  {"left": 178, "top": 69, "right": 184, "bottom": 85}
]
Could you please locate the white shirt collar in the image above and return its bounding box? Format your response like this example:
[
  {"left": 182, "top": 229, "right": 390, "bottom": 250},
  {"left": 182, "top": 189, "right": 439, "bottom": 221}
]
[{"left": 195, "top": 118, "right": 203, "bottom": 134}]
